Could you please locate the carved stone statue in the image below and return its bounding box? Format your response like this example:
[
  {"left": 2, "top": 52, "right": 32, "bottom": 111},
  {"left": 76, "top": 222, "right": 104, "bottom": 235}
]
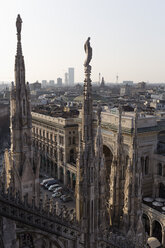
[
  {"left": 84, "top": 37, "right": 92, "bottom": 67},
  {"left": 16, "top": 14, "right": 22, "bottom": 35}
]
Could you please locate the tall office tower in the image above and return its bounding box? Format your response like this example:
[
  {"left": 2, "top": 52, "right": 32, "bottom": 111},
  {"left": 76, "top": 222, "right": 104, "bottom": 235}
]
[
  {"left": 49, "top": 80, "right": 55, "bottom": 86},
  {"left": 57, "top": 77, "right": 62, "bottom": 86},
  {"left": 68, "top": 68, "right": 74, "bottom": 86},
  {"left": 41, "top": 80, "right": 47, "bottom": 88},
  {"left": 64, "top": 72, "right": 68, "bottom": 85}
]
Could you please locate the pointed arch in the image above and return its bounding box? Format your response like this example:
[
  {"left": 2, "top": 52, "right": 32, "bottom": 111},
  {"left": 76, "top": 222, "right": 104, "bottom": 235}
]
[
  {"left": 103, "top": 144, "right": 113, "bottom": 204},
  {"left": 152, "top": 220, "right": 162, "bottom": 243}
]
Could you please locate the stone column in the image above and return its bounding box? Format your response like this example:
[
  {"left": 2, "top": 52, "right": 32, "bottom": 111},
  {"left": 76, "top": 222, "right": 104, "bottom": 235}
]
[
  {"left": 67, "top": 240, "right": 75, "bottom": 248},
  {"left": 44, "top": 156, "right": 47, "bottom": 174},
  {"left": 162, "top": 228, "right": 165, "bottom": 247},
  {"left": 49, "top": 161, "right": 52, "bottom": 176},
  {"left": 150, "top": 221, "right": 152, "bottom": 236},
  {"left": 57, "top": 165, "right": 60, "bottom": 181},
  {"left": 64, "top": 166, "right": 67, "bottom": 186},
  {"left": 71, "top": 174, "right": 73, "bottom": 189},
  {"left": 53, "top": 162, "right": 55, "bottom": 178},
  {"left": 54, "top": 164, "right": 57, "bottom": 179},
  {"left": 46, "top": 159, "right": 49, "bottom": 175}
]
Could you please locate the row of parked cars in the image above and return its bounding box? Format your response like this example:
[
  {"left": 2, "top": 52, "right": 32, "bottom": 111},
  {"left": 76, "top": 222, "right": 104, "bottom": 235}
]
[{"left": 40, "top": 178, "right": 73, "bottom": 202}]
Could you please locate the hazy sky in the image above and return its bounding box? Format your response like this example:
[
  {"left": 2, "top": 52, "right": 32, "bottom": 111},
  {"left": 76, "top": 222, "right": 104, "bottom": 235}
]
[{"left": 0, "top": 0, "right": 165, "bottom": 83}]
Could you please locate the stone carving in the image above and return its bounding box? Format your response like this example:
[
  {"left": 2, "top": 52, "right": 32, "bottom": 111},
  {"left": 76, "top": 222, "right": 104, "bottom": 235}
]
[
  {"left": 84, "top": 37, "right": 92, "bottom": 67},
  {"left": 16, "top": 14, "right": 22, "bottom": 35},
  {"left": 19, "top": 233, "right": 34, "bottom": 248}
]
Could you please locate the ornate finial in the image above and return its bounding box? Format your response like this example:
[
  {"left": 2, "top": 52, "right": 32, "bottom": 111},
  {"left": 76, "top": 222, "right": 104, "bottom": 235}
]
[
  {"left": 16, "top": 14, "right": 22, "bottom": 35},
  {"left": 84, "top": 37, "right": 92, "bottom": 67}
]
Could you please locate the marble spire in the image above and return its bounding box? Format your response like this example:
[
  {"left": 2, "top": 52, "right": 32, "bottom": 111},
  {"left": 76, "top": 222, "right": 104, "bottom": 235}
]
[{"left": 15, "top": 14, "right": 25, "bottom": 87}]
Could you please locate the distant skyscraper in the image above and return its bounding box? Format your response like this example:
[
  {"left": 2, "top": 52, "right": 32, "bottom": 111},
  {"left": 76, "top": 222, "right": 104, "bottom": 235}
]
[
  {"left": 42, "top": 80, "right": 47, "bottom": 88},
  {"left": 68, "top": 68, "right": 74, "bottom": 86},
  {"left": 65, "top": 72, "right": 68, "bottom": 85},
  {"left": 57, "top": 77, "right": 62, "bottom": 86},
  {"left": 123, "top": 81, "right": 133, "bottom": 85},
  {"left": 49, "top": 80, "right": 55, "bottom": 86}
]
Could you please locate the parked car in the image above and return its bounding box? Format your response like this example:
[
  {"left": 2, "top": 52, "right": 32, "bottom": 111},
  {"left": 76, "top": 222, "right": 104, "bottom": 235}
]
[
  {"left": 45, "top": 179, "right": 58, "bottom": 189},
  {"left": 52, "top": 192, "right": 62, "bottom": 198},
  {"left": 40, "top": 178, "right": 54, "bottom": 186},
  {"left": 62, "top": 196, "right": 73, "bottom": 202},
  {"left": 53, "top": 187, "right": 63, "bottom": 193},
  {"left": 48, "top": 184, "right": 60, "bottom": 191}
]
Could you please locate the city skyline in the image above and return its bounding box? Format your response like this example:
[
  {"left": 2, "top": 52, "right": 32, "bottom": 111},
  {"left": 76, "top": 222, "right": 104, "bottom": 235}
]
[{"left": 1, "top": 0, "right": 165, "bottom": 83}]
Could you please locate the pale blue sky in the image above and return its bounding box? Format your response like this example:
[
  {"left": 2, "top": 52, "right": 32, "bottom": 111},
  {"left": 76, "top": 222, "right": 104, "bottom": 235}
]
[{"left": 0, "top": 0, "right": 165, "bottom": 83}]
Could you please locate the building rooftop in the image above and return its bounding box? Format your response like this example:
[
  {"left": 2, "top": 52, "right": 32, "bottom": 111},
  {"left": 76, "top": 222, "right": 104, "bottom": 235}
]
[{"left": 32, "top": 104, "right": 79, "bottom": 119}]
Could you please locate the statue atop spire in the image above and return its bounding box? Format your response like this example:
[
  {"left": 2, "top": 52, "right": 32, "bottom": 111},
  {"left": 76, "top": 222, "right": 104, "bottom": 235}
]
[
  {"left": 16, "top": 14, "right": 22, "bottom": 42},
  {"left": 84, "top": 37, "right": 92, "bottom": 67},
  {"left": 15, "top": 14, "right": 23, "bottom": 58},
  {"left": 82, "top": 37, "right": 93, "bottom": 142},
  {"left": 16, "top": 14, "right": 22, "bottom": 34}
]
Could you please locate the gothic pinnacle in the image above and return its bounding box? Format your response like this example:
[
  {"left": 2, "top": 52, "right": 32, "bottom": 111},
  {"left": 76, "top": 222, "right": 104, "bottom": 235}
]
[{"left": 16, "top": 14, "right": 23, "bottom": 56}]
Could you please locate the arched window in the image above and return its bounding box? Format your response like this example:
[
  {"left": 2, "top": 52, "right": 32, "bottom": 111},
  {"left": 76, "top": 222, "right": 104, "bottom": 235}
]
[
  {"left": 46, "top": 146, "right": 48, "bottom": 154},
  {"left": 72, "top": 173, "right": 76, "bottom": 189},
  {"left": 159, "top": 183, "right": 165, "bottom": 198},
  {"left": 158, "top": 163, "right": 162, "bottom": 176},
  {"left": 141, "top": 157, "right": 144, "bottom": 176},
  {"left": 60, "top": 167, "right": 64, "bottom": 182},
  {"left": 70, "top": 149, "right": 75, "bottom": 163},
  {"left": 152, "top": 220, "right": 162, "bottom": 243},
  {"left": 68, "top": 137, "right": 72, "bottom": 145},
  {"left": 54, "top": 164, "right": 58, "bottom": 178},
  {"left": 73, "top": 136, "right": 76, "bottom": 145},
  {"left": 122, "top": 156, "right": 129, "bottom": 179},
  {"left": 23, "top": 99, "right": 26, "bottom": 116},
  {"left": 142, "top": 214, "right": 150, "bottom": 235},
  {"left": 60, "top": 148, "right": 64, "bottom": 162},
  {"left": 145, "top": 156, "right": 149, "bottom": 175},
  {"left": 54, "top": 149, "right": 57, "bottom": 160},
  {"left": 24, "top": 133, "right": 27, "bottom": 144},
  {"left": 67, "top": 170, "right": 71, "bottom": 186}
]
